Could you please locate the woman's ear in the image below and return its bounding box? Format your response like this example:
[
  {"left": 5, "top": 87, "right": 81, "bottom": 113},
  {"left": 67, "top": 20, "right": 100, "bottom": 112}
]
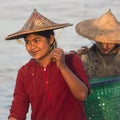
[{"left": 50, "top": 35, "right": 55, "bottom": 45}]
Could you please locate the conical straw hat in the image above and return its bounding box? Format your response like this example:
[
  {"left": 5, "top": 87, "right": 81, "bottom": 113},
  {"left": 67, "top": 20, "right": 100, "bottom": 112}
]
[
  {"left": 75, "top": 9, "right": 120, "bottom": 44},
  {"left": 5, "top": 9, "right": 72, "bottom": 40}
]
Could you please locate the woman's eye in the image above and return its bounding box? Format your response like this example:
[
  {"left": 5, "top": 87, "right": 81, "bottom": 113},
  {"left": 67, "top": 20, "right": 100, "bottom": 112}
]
[
  {"left": 34, "top": 39, "right": 40, "bottom": 42},
  {"left": 25, "top": 41, "right": 29, "bottom": 44}
]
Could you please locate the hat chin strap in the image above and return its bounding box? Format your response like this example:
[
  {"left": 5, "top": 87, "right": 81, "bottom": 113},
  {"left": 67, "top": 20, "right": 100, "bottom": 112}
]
[
  {"left": 49, "top": 40, "right": 56, "bottom": 53},
  {"left": 56, "top": 28, "right": 64, "bottom": 40}
]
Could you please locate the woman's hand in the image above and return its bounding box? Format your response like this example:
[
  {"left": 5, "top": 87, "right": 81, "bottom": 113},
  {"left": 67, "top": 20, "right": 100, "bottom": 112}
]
[{"left": 49, "top": 48, "right": 66, "bottom": 70}]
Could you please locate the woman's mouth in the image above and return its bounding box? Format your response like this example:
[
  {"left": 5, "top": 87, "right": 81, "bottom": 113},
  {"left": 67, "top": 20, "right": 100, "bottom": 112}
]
[{"left": 30, "top": 51, "right": 39, "bottom": 56}]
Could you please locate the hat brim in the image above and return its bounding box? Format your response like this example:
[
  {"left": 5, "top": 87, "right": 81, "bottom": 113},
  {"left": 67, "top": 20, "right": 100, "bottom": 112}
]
[
  {"left": 6, "top": 23, "right": 72, "bottom": 40},
  {"left": 76, "top": 19, "right": 120, "bottom": 44}
]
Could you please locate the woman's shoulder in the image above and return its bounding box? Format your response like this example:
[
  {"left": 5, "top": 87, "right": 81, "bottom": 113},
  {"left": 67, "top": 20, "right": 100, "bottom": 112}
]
[
  {"left": 19, "top": 58, "right": 35, "bottom": 71},
  {"left": 65, "top": 51, "right": 78, "bottom": 58},
  {"left": 65, "top": 52, "right": 83, "bottom": 64},
  {"left": 77, "top": 47, "right": 89, "bottom": 56}
]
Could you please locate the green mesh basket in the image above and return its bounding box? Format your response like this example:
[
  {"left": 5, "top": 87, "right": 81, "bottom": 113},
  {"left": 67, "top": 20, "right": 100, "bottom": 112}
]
[{"left": 84, "top": 76, "right": 120, "bottom": 120}]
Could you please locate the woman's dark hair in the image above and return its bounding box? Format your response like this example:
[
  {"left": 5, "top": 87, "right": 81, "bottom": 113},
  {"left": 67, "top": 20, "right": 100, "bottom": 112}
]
[
  {"left": 24, "top": 30, "right": 54, "bottom": 39},
  {"left": 36, "top": 30, "right": 55, "bottom": 38}
]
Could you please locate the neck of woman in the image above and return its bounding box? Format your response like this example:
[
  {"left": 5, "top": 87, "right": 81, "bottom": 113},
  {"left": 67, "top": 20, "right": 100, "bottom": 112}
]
[{"left": 36, "top": 55, "right": 51, "bottom": 68}]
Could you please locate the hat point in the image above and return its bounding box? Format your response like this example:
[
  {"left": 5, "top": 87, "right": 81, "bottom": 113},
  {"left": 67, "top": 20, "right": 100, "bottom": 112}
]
[
  {"left": 33, "top": 8, "right": 37, "bottom": 11},
  {"left": 109, "top": 8, "right": 111, "bottom": 12}
]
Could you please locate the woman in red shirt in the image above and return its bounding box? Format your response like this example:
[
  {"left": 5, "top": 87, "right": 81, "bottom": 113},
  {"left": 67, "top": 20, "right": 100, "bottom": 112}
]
[{"left": 5, "top": 9, "right": 90, "bottom": 120}]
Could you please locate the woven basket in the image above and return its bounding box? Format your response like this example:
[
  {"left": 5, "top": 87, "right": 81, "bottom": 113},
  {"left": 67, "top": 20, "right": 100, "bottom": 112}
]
[{"left": 84, "top": 76, "right": 120, "bottom": 120}]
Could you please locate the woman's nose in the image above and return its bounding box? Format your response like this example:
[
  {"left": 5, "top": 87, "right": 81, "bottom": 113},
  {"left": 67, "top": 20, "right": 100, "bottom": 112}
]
[
  {"left": 30, "top": 42, "right": 36, "bottom": 49},
  {"left": 102, "top": 44, "right": 107, "bottom": 49}
]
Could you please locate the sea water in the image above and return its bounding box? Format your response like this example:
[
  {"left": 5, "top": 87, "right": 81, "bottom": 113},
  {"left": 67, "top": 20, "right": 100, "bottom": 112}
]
[{"left": 0, "top": 0, "right": 119, "bottom": 119}]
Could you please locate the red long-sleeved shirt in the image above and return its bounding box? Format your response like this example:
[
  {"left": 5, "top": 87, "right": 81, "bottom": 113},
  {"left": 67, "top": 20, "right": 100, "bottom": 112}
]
[{"left": 9, "top": 53, "right": 90, "bottom": 120}]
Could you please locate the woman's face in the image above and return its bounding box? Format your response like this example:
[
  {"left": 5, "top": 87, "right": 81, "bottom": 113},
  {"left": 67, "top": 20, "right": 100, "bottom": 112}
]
[
  {"left": 96, "top": 42, "right": 116, "bottom": 54},
  {"left": 24, "top": 33, "right": 54, "bottom": 60}
]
